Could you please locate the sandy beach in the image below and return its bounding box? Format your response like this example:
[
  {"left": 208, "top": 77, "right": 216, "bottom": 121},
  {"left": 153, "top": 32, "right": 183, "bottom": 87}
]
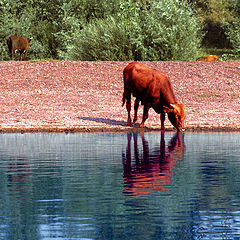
[{"left": 0, "top": 61, "right": 239, "bottom": 132}]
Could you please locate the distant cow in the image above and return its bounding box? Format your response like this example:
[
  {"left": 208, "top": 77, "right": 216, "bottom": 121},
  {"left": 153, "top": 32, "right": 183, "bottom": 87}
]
[
  {"left": 196, "top": 55, "right": 218, "bottom": 62},
  {"left": 7, "top": 35, "right": 31, "bottom": 61},
  {"left": 122, "top": 62, "right": 186, "bottom": 132}
]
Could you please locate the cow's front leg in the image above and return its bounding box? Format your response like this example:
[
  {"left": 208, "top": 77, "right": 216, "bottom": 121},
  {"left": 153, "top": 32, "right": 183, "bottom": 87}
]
[
  {"left": 160, "top": 112, "right": 165, "bottom": 131},
  {"left": 24, "top": 50, "right": 29, "bottom": 61},
  {"left": 140, "top": 103, "right": 150, "bottom": 128},
  {"left": 133, "top": 99, "right": 139, "bottom": 123}
]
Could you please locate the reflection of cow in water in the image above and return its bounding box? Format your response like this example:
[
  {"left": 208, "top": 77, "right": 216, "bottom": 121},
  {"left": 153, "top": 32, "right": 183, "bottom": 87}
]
[{"left": 122, "top": 132, "right": 184, "bottom": 198}]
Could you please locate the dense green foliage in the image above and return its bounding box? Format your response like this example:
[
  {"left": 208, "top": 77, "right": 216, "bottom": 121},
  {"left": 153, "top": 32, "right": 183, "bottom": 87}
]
[
  {"left": 67, "top": 0, "right": 202, "bottom": 61},
  {"left": 1, "top": 0, "right": 240, "bottom": 61}
]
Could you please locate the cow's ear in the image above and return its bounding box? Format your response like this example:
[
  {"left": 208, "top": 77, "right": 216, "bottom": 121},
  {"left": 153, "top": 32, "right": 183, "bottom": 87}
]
[
  {"left": 29, "top": 37, "right": 32, "bottom": 42},
  {"left": 163, "top": 106, "right": 174, "bottom": 113}
]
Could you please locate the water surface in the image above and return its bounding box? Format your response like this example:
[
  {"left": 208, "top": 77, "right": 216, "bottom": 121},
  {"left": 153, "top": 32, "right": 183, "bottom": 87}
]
[{"left": 0, "top": 132, "right": 240, "bottom": 239}]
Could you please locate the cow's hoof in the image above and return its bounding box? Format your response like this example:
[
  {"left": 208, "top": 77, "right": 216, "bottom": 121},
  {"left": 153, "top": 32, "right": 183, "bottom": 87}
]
[{"left": 133, "top": 118, "right": 138, "bottom": 124}]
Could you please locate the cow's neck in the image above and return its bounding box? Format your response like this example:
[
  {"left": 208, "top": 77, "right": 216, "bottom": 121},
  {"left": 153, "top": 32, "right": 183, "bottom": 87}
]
[{"left": 161, "top": 88, "right": 178, "bottom": 106}]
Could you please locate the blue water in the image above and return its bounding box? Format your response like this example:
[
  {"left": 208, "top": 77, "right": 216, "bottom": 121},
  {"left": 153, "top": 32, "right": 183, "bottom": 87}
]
[{"left": 0, "top": 132, "right": 240, "bottom": 240}]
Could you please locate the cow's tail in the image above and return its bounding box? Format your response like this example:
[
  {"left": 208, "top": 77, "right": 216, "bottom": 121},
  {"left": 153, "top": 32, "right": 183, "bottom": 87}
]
[
  {"left": 122, "top": 70, "right": 128, "bottom": 107},
  {"left": 6, "top": 37, "right": 12, "bottom": 53}
]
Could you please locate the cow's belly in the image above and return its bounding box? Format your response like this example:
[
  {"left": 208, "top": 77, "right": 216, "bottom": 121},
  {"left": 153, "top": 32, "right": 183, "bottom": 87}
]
[
  {"left": 152, "top": 98, "right": 163, "bottom": 113},
  {"left": 131, "top": 88, "right": 145, "bottom": 101},
  {"left": 153, "top": 105, "right": 162, "bottom": 114}
]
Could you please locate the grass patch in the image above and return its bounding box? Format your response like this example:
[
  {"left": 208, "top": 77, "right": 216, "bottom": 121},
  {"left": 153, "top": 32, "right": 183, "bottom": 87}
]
[
  {"left": 199, "top": 47, "right": 238, "bottom": 60},
  {"left": 198, "top": 93, "right": 209, "bottom": 98},
  {"left": 30, "top": 58, "right": 59, "bottom": 62},
  {"left": 197, "top": 92, "right": 221, "bottom": 98}
]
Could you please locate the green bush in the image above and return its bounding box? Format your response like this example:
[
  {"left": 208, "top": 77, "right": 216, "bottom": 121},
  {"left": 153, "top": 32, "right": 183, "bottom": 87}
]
[
  {"left": 0, "top": 18, "right": 32, "bottom": 60},
  {"left": 67, "top": 16, "right": 133, "bottom": 61},
  {"left": 0, "top": 0, "right": 205, "bottom": 61},
  {"left": 138, "top": 0, "right": 204, "bottom": 60},
  {"left": 67, "top": 0, "right": 203, "bottom": 61},
  {"left": 55, "top": 0, "right": 121, "bottom": 59},
  {"left": 224, "top": 21, "right": 240, "bottom": 57}
]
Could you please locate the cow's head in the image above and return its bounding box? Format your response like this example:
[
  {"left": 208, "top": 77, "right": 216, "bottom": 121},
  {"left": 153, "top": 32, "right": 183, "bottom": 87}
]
[{"left": 163, "top": 104, "right": 186, "bottom": 132}]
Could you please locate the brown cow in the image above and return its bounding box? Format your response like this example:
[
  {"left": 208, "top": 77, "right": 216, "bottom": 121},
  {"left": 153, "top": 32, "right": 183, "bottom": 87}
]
[
  {"left": 7, "top": 35, "right": 32, "bottom": 61},
  {"left": 122, "top": 62, "right": 186, "bottom": 132},
  {"left": 196, "top": 55, "right": 218, "bottom": 62}
]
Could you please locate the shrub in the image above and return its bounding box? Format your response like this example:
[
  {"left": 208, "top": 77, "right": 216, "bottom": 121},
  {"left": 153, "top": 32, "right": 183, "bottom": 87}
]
[
  {"left": 55, "top": 0, "right": 121, "bottom": 59},
  {"left": 67, "top": 16, "right": 134, "bottom": 61},
  {"left": 67, "top": 0, "right": 203, "bottom": 61},
  {"left": 224, "top": 21, "right": 240, "bottom": 57},
  {"left": 139, "top": 0, "right": 203, "bottom": 60},
  {"left": 0, "top": 4, "right": 28, "bottom": 60}
]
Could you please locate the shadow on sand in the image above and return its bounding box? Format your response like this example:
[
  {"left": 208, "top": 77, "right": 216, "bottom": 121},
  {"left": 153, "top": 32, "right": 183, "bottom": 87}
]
[{"left": 78, "top": 116, "right": 126, "bottom": 126}]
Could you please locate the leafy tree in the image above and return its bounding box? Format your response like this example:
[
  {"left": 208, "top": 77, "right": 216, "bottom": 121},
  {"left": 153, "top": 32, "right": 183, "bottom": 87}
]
[
  {"left": 56, "top": 0, "right": 121, "bottom": 59},
  {"left": 67, "top": 0, "right": 203, "bottom": 61},
  {"left": 138, "top": 0, "right": 203, "bottom": 60},
  {"left": 192, "top": 0, "right": 234, "bottom": 48},
  {"left": 27, "top": 0, "right": 63, "bottom": 59},
  {"left": 0, "top": 0, "right": 29, "bottom": 60},
  {"left": 0, "top": 0, "right": 208, "bottom": 61},
  {"left": 223, "top": 0, "right": 240, "bottom": 57}
]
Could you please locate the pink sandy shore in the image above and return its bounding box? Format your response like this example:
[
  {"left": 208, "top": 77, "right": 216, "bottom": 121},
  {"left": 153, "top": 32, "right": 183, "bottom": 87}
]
[{"left": 0, "top": 61, "right": 239, "bottom": 132}]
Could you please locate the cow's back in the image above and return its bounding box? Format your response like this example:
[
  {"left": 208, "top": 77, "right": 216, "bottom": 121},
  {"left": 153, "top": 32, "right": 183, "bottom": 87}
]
[
  {"left": 196, "top": 55, "right": 218, "bottom": 61},
  {"left": 123, "top": 62, "right": 174, "bottom": 101},
  {"left": 8, "top": 35, "right": 30, "bottom": 51},
  {"left": 123, "top": 62, "right": 158, "bottom": 94}
]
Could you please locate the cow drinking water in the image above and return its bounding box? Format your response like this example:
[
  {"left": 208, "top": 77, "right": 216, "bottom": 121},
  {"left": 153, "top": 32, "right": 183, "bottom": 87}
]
[
  {"left": 7, "top": 35, "right": 32, "bottom": 61},
  {"left": 122, "top": 62, "right": 186, "bottom": 132}
]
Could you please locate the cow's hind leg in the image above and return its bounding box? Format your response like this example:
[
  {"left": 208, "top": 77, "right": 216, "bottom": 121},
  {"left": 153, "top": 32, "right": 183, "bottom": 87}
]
[
  {"left": 133, "top": 98, "right": 139, "bottom": 124},
  {"left": 126, "top": 91, "right": 132, "bottom": 126},
  {"left": 11, "top": 50, "right": 14, "bottom": 60}
]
